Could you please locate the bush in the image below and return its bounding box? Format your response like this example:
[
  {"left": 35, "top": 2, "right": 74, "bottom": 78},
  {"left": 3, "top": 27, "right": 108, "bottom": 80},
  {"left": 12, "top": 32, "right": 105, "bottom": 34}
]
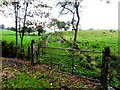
[
  {"left": 2, "top": 41, "right": 16, "bottom": 58},
  {"left": 2, "top": 41, "right": 28, "bottom": 59}
]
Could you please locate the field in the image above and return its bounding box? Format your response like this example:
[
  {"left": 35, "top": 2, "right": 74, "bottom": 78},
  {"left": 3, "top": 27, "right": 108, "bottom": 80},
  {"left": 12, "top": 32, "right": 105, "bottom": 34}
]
[
  {"left": 1, "top": 29, "right": 119, "bottom": 88},
  {"left": 38, "top": 30, "right": 119, "bottom": 88},
  {"left": 1, "top": 29, "right": 118, "bottom": 54},
  {"left": 48, "top": 30, "right": 118, "bottom": 55},
  {"left": 0, "top": 29, "right": 40, "bottom": 47}
]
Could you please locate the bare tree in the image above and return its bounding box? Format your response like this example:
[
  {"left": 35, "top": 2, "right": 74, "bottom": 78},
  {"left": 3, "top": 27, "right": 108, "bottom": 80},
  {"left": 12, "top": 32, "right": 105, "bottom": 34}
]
[
  {"left": 57, "top": 0, "right": 111, "bottom": 48},
  {"left": 12, "top": 1, "right": 19, "bottom": 47},
  {"left": 57, "top": 0, "right": 83, "bottom": 47},
  {"left": 19, "top": 1, "right": 28, "bottom": 48},
  {"left": 17, "top": 0, "right": 52, "bottom": 48},
  {"left": 1, "top": 1, "right": 20, "bottom": 47}
]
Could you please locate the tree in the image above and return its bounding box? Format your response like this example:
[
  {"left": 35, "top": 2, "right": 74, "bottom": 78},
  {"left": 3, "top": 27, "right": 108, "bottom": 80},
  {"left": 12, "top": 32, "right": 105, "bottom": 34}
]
[
  {"left": 48, "top": 18, "right": 59, "bottom": 32},
  {"left": 57, "top": 21, "right": 71, "bottom": 31},
  {"left": 57, "top": 0, "right": 111, "bottom": 48},
  {"left": 65, "top": 21, "right": 71, "bottom": 31},
  {"left": 27, "top": 27, "right": 32, "bottom": 35},
  {"left": 18, "top": 1, "right": 51, "bottom": 47},
  {"left": 1, "top": 0, "right": 52, "bottom": 48},
  {"left": 36, "top": 25, "right": 45, "bottom": 36},
  {"left": 48, "top": 18, "right": 70, "bottom": 31},
  {"left": 19, "top": 1, "right": 28, "bottom": 48},
  {"left": 0, "top": 1, "right": 19, "bottom": 47},
  {"left": 57, "top": 21, "right": 65, "bottom": 31},
  {"left": 0, "top": 24, "right": 5, "bottom": 29},
  {"left": 57, "top": 0, "right": 83, "bottom": 47},
  {"left": 14, "top": 1, "right": 19, "bottom": 47},
  {"left": 10, "top": 27, "right": 16, "bottom": 31}
]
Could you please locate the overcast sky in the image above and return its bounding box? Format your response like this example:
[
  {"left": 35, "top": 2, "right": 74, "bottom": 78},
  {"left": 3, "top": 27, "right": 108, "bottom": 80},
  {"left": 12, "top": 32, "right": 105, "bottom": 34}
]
[{"left": 0, "top": 0, "right": 119, "bottom": 30}]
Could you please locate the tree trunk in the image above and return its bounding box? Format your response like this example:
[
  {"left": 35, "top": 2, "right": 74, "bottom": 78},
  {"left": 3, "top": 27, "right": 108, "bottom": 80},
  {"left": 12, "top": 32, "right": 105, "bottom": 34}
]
[
  {"left": 73, "top": 2, "right": 80, "bottom": 48},
  {"left": 21, "top": 37, "right": 23, "bottom": 48},
  {"left": 15, "top": 3, "right": 18, "bottom": 47},
  {"left": 19, "top": 2, "right": 28, "bottom": 48},
  {"left": 38, "top": 31, "right": 40, "bottom": 36},
  {"left": 73, "top": 29, "right": 77, "bottom": 47}
]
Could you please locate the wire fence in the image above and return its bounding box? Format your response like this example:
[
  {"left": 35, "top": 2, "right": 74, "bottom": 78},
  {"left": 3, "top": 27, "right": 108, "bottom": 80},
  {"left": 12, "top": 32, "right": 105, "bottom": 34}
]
[
  {"left": 28, "top": 40, "right": 110, "bottom": 89},
  {"left": 38, "top": 46, "right": 102, "bottom": 78}
]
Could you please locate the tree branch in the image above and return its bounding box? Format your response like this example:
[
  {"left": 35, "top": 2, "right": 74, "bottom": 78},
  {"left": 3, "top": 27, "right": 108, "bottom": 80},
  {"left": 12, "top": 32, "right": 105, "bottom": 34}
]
[
  {"left": 71, "top": 12, "right": 76, "bottom": 30},
  {"left": 75, "top": 2, "right": 80, "bottom": 30}
]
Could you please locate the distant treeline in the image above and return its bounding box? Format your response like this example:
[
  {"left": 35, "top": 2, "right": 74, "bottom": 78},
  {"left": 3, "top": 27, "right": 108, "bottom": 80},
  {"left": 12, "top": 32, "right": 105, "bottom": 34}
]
[
  {"left": 0, "top": 24, "right": 15, "bottom": 30},
  {"left": 0, "top": 24, "right": 5, "bottom": 29}
]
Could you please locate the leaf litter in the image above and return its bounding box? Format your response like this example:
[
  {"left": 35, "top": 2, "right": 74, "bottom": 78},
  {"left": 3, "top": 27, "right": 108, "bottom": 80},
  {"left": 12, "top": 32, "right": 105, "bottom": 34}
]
[{"left": 1, "top": 57, "right": 101, "bottom": 89}]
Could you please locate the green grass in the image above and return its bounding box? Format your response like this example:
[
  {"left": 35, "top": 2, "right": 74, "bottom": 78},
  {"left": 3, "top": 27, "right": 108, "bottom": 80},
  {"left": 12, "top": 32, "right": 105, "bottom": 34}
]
[
  {"left": 1, "top": 29, "right": 40, "bottom": 47},
  {"left": 2, "top": 62, "right": 89, "bottom": 88},
  {"left": 1, "top": 29, "right": 119, "bottom": 88},
  {"left": 39, "top": 46, "right": 102, "bottom": 78},
  {"left": 2, "top": 35, "right": 40, "bottom": 45},
  {"left": 5, "top": 72, "right": 50, "bottom": 88},
  {"left": 1, "top": 29, "right": 118, "bottom": 55},
  {"left": 38, "top": 30, "right": 119, "bottom": 88},
  {"left": 2, "top": 65, "right": 50, "bottom": 88},
  {"left": 0, "top": 29, "right": 16, "bottom": 35},
  {"left": 61, "top": 30, "right": 118, "bottom": 54}
]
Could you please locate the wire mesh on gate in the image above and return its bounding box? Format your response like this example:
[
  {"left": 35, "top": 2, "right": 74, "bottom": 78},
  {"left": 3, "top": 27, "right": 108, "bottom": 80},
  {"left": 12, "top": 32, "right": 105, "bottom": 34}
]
[{"left": 36, "top": 46, "right": 103, "bottom": 83}]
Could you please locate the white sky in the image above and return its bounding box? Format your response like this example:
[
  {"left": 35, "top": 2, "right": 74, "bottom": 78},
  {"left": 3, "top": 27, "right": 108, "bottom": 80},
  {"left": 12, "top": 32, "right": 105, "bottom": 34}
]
[
  {"left": 0, "top": 0, "right": 119, "bottom": 30},
  {"left": 80, "top": 0, "right": 119, "bottom": 30}
]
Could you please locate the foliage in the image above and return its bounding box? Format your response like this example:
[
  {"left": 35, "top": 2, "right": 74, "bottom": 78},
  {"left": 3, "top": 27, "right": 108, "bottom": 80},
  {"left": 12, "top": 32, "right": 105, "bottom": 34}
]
[
  {"left": 57, "top": 21, "right": 70, "bottom": 31},
  {"left": 48, "top": 18, "right": 71, "bottom": 32},
  {"left": 2, "top": 41, "right": 16, "bottom": 58},
  {"left": 27, "top": 27, "right": 33, "bottom": 35},
  {"left": 2, "top": 41, "right": 26, "bottom": 59},
  {"left": 48, "top": 18, "right": 59, "bottom": 32},
  {"left": 10, "top": 27, "right": 16, "bottom": 31},
  {"left": 0, "top": 0, "right": 52, "bottom": 47},
  {"left": 0, "top": 24, "right": 5, "bottom": 29},
  {"left": 36, "top": 25, "right": 45, "bottom": 36}
]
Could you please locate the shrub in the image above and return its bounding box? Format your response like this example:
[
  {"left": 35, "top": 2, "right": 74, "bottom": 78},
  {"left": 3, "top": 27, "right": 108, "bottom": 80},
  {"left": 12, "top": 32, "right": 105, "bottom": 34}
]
[
  {"left": 2, "top": 41, "right": 16, "bottom": 58},
  {"left": 2, "top": 41, "right": 28, "bottom": 59}
]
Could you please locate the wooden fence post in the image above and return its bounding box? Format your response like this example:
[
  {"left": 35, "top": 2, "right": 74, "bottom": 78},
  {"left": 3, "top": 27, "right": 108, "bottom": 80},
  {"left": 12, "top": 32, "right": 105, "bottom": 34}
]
[
  {"left": 22, "top": 46, "right": 24, "bottom": 59},
  {"left": 50, "top": 48, "right": 52, "bottom": 70},
  {"left": 71, "top": 52, "right": 74, "bottom": 75},
  {"left": 15, "top": 46, "right": 18, "bottom": 58},
  {"left": 28, "top": 46, "right": 30, "bottom": 61},
  {"left": 100, "top": 47, "right": 110, "bottom": 90},
  {"left": 31, "top": 40, "right": 35, "bottom": 65}
]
